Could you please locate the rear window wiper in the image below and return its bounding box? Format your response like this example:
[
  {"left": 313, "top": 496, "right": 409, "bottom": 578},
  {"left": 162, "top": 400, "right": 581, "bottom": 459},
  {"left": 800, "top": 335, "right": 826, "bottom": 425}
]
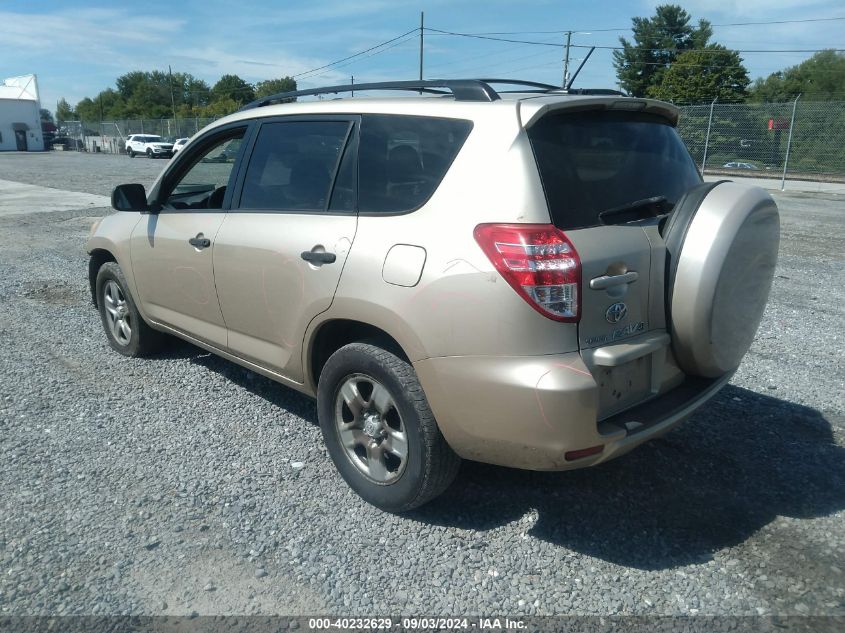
[{"left": 598, "top": 196, "right": 673, "bottom": 225}]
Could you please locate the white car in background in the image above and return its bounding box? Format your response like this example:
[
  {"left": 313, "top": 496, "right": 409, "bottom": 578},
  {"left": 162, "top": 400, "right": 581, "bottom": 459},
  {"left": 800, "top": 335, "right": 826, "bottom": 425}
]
[
  {"left": 723, "top": 161, "right": 761, "bottom": 170},
  {"left": 125, "top": 135, "right": 174, "bottom": 159},
  {"left": 172, "top": 137, "right": 189, "bottom": 154}
]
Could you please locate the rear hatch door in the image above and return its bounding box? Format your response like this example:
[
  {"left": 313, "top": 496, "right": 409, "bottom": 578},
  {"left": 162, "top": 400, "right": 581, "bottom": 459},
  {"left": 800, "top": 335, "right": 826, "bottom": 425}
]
[{"left": 526, "top": 107, "right": 702, "bottom": 414}]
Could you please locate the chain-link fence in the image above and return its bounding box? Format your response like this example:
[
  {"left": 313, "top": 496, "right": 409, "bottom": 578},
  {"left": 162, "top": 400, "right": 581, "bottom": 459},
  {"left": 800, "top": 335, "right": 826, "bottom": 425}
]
[
  {"left": 54, "top": 117, "right": 219, "bottom": 154},
  {"left": 677, "top": 98, "right": 845, "bottom": 184},
  {"left": 53, "top": 101, "right": 845, "bottom": 184}
]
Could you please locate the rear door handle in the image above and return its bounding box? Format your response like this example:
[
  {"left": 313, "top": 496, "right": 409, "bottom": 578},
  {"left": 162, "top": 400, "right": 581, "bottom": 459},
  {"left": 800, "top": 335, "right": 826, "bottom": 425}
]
[
  {"left": 188, "top": 234, "right": 211, "bottom": 249},
  {"left": 589, "top": 271, "right": 638, "bottom": 290},
  {"left": 301, "top": 250, "right": 337, "bottom": 265}
]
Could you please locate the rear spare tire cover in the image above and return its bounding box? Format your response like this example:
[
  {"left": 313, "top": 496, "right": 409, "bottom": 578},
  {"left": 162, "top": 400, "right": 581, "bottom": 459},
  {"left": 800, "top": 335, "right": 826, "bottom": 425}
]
[{"left": 668, "top": 182, "right": 780, "bottom": 377}]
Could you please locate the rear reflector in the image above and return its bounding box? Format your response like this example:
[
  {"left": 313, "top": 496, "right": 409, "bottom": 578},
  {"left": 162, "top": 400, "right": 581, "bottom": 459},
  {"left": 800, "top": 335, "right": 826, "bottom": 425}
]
[
  {"left": 473, "top": 223, "right": 581, "bottom": 321},
  {"left": 564, "top": 445, "right": 604, "bottom": 461}
]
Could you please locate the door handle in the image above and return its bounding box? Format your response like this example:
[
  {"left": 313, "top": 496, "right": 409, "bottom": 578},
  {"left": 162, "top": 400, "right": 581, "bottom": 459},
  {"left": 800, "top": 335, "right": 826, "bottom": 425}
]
[
  {"left": 188, "top": 234, "right": 211, "bottom": 249},
  {"left": 300, "top": 250, "right": 337, "bottom": 265},
  {"left": 589, "top": 271, "right": 638, "bottom": 290}
]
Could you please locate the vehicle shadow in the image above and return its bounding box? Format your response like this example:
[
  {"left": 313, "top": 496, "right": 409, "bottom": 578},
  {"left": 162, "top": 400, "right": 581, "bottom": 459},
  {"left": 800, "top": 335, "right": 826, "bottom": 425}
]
[
  {"left": 152, "top": 339, "right": 845, "bottom": 570},
  {"left": 161, "top": 338, "right": 319, "bottom": 424},
  {"left": 411, "top": 385, "right": 845, "bottom": 570}
]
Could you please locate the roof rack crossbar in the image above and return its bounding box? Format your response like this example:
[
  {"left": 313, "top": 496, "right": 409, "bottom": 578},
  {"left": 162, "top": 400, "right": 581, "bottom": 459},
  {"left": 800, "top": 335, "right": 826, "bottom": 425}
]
[{"left": 241, "top": 79, "right": 501, "bottom": 110}]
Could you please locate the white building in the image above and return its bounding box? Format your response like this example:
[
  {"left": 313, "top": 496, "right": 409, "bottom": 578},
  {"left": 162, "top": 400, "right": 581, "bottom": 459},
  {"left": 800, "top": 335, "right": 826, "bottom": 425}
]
[{"left": 0, "top": 74, "right": 45, "bottom": 152}]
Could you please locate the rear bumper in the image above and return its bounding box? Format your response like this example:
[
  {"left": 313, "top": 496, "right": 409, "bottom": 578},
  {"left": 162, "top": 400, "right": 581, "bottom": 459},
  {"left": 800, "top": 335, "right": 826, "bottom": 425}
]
[{"left": 414, "top": 351, "right": 731, "bottom": 471}]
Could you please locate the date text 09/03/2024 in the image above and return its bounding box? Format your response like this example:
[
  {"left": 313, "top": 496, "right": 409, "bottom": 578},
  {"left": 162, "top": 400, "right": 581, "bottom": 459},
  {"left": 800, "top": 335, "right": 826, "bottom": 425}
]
[{"left": 308, "top": 617, "right": 527, "bottom": 630}]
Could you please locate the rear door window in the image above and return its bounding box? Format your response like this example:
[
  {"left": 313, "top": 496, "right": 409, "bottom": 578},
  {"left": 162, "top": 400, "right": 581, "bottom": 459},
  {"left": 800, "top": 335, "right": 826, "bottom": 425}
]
[
  {"left": 238, "top": 120, "right": 352, "bottom": 212},
  {"left": 528, "top": 111, "right": 701, "bottom": 229},
  {"left": 358, "top": 114, "right": 472, "bottom": 214}
]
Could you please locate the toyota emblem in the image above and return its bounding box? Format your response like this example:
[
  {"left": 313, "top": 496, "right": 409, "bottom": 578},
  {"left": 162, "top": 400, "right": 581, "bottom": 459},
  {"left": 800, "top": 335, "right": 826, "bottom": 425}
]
[{"left": 605, "top": 302, "right": 628, "bottom": 324}]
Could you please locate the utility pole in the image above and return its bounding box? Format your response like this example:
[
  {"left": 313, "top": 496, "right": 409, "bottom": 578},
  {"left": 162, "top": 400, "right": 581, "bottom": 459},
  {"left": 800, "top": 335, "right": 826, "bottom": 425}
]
[
  {"left": 168, "top": 65, "right": 179, "bottom": 136},
  {"left": 562, "top": 31, "right": 572, "bottom": 88},
  {"left": 351, "top": 75, "right": 354, "bottom": 97},
  {"left": 419, "top": 11, "right": 424, "bottom": 93}
]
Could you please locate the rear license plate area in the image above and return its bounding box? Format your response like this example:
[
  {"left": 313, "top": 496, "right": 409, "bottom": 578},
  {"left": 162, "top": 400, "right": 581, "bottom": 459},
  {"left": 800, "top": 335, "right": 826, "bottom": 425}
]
[{"left": 596, "top": 355, "right": 652, "bottom": 418}]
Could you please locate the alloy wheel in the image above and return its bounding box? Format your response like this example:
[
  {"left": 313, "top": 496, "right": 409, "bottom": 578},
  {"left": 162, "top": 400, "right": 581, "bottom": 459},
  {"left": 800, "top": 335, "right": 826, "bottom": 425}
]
[
  {"left": 334, "top": 374, "right": 408, "bottom": 483},
  {"left": 102, "top": 280, "right": 132, "bottom": 346}
]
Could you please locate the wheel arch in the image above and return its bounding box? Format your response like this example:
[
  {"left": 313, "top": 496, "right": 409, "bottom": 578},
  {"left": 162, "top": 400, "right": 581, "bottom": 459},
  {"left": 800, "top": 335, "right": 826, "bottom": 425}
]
[
  {"left": 88, "top": 248, "right": 117, "bottom": 306},
  {"left": 307, "top": 318, "right": 413, "bottom": 394}
]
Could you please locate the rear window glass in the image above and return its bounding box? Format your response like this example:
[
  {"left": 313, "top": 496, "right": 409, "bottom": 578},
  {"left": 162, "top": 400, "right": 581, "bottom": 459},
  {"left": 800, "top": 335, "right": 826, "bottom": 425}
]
[
  {"left": 359, "top": 114, "right": 472, "bottom": 214},
  {"left": 528, "top": 111, "right": 701, "bottom": 229}
]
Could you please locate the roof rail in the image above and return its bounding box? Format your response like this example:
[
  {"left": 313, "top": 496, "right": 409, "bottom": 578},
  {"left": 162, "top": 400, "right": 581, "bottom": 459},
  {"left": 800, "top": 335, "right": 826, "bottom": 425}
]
[
  {"left": 476, "top": 78, "right": 562, "bottom": 92},
  {"left": 239, "top": 79, "right": 628, "bottom": 111},
  {"left": 240, "top": 79, "right": 501, "bottom": 110}
]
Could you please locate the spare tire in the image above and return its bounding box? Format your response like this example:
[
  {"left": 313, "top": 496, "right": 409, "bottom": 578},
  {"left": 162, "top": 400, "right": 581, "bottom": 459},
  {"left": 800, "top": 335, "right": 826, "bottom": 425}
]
[{"left": 664, "top": 181, "right": 780, "bottom": 378}]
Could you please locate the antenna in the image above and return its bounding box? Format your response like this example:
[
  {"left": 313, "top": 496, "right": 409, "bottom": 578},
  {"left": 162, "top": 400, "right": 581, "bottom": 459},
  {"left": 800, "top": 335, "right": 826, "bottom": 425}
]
[{"left": 565, "top": 46, "right": 595, "bottom": 91}]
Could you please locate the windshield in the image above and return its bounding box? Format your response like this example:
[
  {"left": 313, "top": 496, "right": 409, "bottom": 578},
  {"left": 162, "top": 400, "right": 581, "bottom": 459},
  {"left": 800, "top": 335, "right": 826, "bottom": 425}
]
[{"left": 528, "top": 110, "right": 701, "bottom": 229}]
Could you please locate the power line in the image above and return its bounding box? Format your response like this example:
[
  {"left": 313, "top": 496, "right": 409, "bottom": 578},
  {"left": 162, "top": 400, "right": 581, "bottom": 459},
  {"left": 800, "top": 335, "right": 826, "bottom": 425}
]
[
  {"left": 578, "top": 44, "right": 845, "bottom": 54},
  {"left": 433, "top": 16, "right": 845, "bottom": 36},
  {"left": 425, "top": 27, "right": 845, "bottom": 54},
  {"left": 708, "top": 16, "right": 845, "bottom": 28},
  {"left": 290, "top": 28, "right": 418, "bottom": 80},
  {"left": 425, "top": 42, "right": 538, "bottom": 73},
  {"left": 431, "top": 49, "right": 561, "bottom": 79},
  {"left": 296, "top": 32, "right": 419, "bottom": 83},
  {"left": 425, "top": 28, "right": 565, "bottom": 47}
]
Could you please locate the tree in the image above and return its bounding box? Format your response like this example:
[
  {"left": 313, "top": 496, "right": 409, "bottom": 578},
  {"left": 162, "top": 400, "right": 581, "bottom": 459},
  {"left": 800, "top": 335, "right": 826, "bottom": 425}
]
[
  {"left": 75, "top": 97, "right": 98, "bottom": 121},
  {"left": 40, "top": 108, "right": 54, "bottom": 123},
  {"left": 55, "top": 98, "right": 74, "bottom": 123},
  {"left": 75, "top": 89, "right": 128, "bottom": 120},
  {"left": 613, "top": 4, "right": 713, "bottom": 97},
  {"left": 651, "top": 46, "right": 749, "bottom": 103},
  {"left": 182, "top": 76, "right": 212, "bottom": 109},
  {"left": 255, "top": 77, "right": 297, "bottom": 99},
  {"left": 199, "top": 97, "right": 242, "bottom": 118},
  {"left": 106, "top": 70, "right": 211, "bottom": 118},
  {"left": 212, "top": 74, "right": 254, "bottom": 104},
  {"left": 749, "top": 50, "right": 845, "bottom": 102},
  {"left": 70, "top": 69, "right": 293, "bottom": 121}
]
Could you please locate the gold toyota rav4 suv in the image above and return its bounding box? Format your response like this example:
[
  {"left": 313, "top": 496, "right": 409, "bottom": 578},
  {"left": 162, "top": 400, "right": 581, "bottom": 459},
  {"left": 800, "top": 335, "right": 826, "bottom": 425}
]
[{"left": 87, "top": 80, "right": 780, "bottom": 511}]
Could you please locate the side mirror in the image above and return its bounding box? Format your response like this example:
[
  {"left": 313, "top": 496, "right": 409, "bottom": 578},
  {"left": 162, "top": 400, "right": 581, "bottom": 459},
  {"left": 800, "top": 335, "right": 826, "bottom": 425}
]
[{"left": 111, "top": 183, "right": 149, "bottom": 212}]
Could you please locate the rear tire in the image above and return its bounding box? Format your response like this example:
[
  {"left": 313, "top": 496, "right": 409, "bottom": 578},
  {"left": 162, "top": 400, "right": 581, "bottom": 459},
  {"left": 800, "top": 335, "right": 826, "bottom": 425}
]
[
  {"left": 127, "top": 148, "right": 135, "bottom": 158},
  {"left": 317, "top": 342, "right": 461, "bottom": 512},
  {"left": 96, "top": 262, "right": 163, "bottom": 357}
]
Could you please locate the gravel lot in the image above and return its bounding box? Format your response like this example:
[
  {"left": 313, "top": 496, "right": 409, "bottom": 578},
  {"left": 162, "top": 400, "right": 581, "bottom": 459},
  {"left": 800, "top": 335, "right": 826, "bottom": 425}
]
[{"left": 1, "top": 151, "right": 843, "bottom": 617}]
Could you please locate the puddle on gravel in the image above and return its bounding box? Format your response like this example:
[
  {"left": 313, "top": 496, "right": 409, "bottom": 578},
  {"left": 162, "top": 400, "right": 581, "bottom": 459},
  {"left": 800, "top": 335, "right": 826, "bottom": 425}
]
[{"left": 21, "top": 281, "right": 81, "bottom": 306}]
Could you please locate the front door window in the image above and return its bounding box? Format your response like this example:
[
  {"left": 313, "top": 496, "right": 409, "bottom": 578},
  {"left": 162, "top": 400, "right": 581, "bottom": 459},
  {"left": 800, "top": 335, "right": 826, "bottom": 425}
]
[{"left": 162, "top": 130, "right": 245, "bottom": 210}]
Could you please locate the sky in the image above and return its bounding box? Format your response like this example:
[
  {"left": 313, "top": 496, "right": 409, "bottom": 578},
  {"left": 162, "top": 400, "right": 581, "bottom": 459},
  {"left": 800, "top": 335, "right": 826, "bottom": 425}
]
[{"left": 1, "top": 0, "right": 843, "bottom": 112}]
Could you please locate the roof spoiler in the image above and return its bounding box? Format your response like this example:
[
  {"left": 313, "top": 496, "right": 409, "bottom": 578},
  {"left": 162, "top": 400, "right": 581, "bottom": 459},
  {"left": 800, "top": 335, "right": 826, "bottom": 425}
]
[{"left": 521, "top": 97, "right": 680, "bottom": 128}]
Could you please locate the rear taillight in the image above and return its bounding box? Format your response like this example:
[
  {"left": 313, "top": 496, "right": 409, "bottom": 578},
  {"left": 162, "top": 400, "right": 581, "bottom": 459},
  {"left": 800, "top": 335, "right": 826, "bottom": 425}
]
[{"left": 474, "top": 223, "right": 581, "bottom": 322}]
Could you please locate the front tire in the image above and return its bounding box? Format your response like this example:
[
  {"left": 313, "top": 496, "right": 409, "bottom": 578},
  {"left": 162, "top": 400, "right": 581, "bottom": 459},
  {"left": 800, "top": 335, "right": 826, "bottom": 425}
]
[
  {"left": 96, "top": 262, "right": 162, "bottom": 357},
  {"left": 317, "top": 343, "right": 460, "bottom": 512},
  {"left": 146, "top": 148, "right": 153, "bottom": 158}
]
